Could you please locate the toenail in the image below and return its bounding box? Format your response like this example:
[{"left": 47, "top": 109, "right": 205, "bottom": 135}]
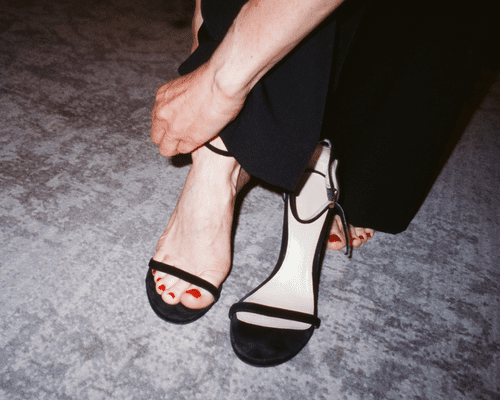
[
  {"left": 158, "top": 284, "right": 166, "bottom": 291},
  {"left": 367, "top": 232, "right": 372, "bottom": 238},
  {"left": 329, "top": 234, "right": 341, "bottom": 242},
  {"left": 168, "top": 292, "right": 175, "bottom": 299},
  {"left": 152, "top": 270, "right": 156, "bottom": 274},
  {"left": 156, "top": 277, "right": 161, "bottom": 282},
  {"left": 359, "top": 235, "right": 365, "bottom": 240},
  {"left": 186, "top": 289, "right": 201, "bottom": 298}
]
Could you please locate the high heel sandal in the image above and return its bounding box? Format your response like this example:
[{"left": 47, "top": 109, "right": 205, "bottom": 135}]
[
  {"left": 228, "top": 139, "right": 351, "bottom": 366},
  {"left": 145, "top": 139, "right": 232, "bottom": 324}
]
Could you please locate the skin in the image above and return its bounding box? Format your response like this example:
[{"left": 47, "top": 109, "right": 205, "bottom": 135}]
[
  {"left": 152, "top": 137, "right": 249, "bottom": 309},
  {"left": 151, "top": 0, "right": 345, "bottom": 156},
  {"left": 327, "top": 215, "right": 375, "bottom": 251},
  {"left": 151, "top": 0, "right": 374, "bottom": 308}
]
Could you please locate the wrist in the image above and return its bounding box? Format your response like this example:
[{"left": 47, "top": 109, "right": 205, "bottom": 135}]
[{"left": 207, "top": 53, "right": 253, "bottom": 102}]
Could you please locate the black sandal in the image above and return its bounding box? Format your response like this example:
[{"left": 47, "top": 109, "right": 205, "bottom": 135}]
[
  {"left": 145, "top": 259, "right": 222, "bottom": 324},
  {"left": 228, "top": 140, "right": 351, "bottom": 366},
  {"left": 145, "top": 139, "right": 232, "bottom": 324}
]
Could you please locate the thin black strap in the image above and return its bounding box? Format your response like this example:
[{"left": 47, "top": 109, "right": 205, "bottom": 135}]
[
  {"left": 289, "top": 159, "right": 352, "bottom": 257},
  {"left": 334, "top": 203, "right": 352, "bottom": 258},
  {"left": 149, "top": 259, "right": 221, "bottom": 302},
  {"left": 289, "top": 170, "right": 331, "bottom": 224},
  {"left": 204, "top": 141, "right": 232, "bottom": 157},
  {"left": 229, "top": 302, "right": 321, "bottom": 328}
]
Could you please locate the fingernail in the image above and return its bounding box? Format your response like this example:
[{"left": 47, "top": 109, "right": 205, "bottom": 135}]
[
  {"left": 156, "top": 277, "right": 161, "bottom": 282},
  {"left": 186, "top": 289, "right": 201, "bottom": 298},
  {"left": 158, "top": 284, "right": 166, "bottom": 291},
  {"left": 168, "top": 292, "right": 175, "bottom": 299},
  {"left": 367, "top": 232, "right": 372, "bottom": 238},
  {"left": 329, "top": 234, "right": 341, "bottom": 242}
]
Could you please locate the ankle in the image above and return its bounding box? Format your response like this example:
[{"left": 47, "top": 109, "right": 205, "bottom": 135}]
[
  {"left": 192, "top": 138, "right": 242, "bottom": 191},
  {"left": 201, "top": 137, "right": 250, "bottom": 192}
]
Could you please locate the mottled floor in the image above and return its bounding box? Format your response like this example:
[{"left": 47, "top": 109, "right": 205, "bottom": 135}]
[{"left": 0, "top": 1, "right": 499, "bottom": 399}]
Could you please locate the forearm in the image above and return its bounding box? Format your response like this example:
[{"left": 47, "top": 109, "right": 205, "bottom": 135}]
[
  {"left": 207, "top": 0, "right": 344, "bottom": 98},
  {"left": 191, "top": 0, "right": 203, "bottom": 53}
]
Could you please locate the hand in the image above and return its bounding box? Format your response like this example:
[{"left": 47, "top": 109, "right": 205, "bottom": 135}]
[{"left": 151, "top": 63, "right": 246, "bottom": 156}]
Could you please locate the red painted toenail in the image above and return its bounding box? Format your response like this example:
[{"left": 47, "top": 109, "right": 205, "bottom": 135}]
[
  {"left": 329, "top": 234, "right": 341, "bottom": 242},
  {"left": 360, "top": 235, "right": 365, "bottom": 240},
  {"left": 156, "top": 277, "right": 161, "bottom": 282},
  {"left": 186, "top": 289, "right": 201, "bottom": 298},
  {"left": 158, "top": 284, "right": 166, "bottom": 291},
  {"left": 152, "top": 270, "right": 156, "bottom": 274},
  {"left": 367, "top": 232, "right": 372, "bottom": 238},
  {"left": 168, "top": 292, "right": 175, "bottom": 299}
]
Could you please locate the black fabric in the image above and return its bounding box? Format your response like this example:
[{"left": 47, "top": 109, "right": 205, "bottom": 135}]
[
  {"left": 324, "top": 0, "right": 496, "bottom": 233},
  {"left": 179, "top": 0, "right": 338, "bottom": 192},
  {"left": 178, "top": 0, "right": 498, "bottom": 234}
]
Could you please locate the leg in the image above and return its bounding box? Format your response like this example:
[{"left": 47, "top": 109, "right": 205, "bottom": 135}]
[{"left": 152, "top": 137, "right": 249, "bottom": 309}]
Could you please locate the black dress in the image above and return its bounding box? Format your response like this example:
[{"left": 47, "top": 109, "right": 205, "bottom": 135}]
[{"left": 178, "top": 0, "right": 497, "bottom": 234}]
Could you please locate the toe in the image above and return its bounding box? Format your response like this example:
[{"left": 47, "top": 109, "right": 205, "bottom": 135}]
[
  {"left": 354, "top": 227, "right": 368, "bottom": 244},
  {"left": 326, "top": 212, "right": 376, "bottom": 252},
  {"left": 179, "top": 285, "right": 215, "bottom": 309},
  {"left": 161, "top": 290, "right": 177, "bottom": 303},
  {"left": 165, "top": 278, "right": 190, "bottom": 303},
  {"left": 327, "top": 233, "right": 344, "bottom": 250},
  {"left": 156, "top": 274, "right": 180, "bottom": 302},
  {"left": 327, "top": 215, "right": 346, "bottom": 251},
  {"left": 349, "top": 226, "right": 363, "bottom": 248},
  {"left": 161, "top": 288, "right": 180, "bottom": 304},
  {"left": 153, "top": 270, "right": 166, "bottom": 290}
]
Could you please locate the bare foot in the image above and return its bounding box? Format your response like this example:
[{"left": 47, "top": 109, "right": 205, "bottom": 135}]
[
  {"left": 327, "top": 214, "right": 375, "bottom": 251},
  {"left": 152, "top": 137, "right": 249, "bottom": 309}
]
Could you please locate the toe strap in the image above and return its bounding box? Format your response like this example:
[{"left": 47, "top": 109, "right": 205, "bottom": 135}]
[
  {"left": 229, "top": 302, "right": 321, "bottom": 328},
  {"left": 149, "top": 259, "right": 221, "bottom": 302}
]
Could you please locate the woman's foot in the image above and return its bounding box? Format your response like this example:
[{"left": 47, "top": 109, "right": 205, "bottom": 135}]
[
  {"left": 327, "top": 215, "right": 375, "bottom": 251},
  {"left": 152, "top": 137, "right": 249, "bottom": 309}
]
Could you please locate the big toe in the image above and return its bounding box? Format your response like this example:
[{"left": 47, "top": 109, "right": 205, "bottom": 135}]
[
  {"left": 327, "top": 215, "right": 347, "bottom": 250},
  {"left": 327, "top": 233, "right": 345, "bottom": 250},
  {"left": 178, "top": 286, "right": 216, "bottom": 309},
  {"left": 154, "top": 269, "right": 218, "bottom": 309}
]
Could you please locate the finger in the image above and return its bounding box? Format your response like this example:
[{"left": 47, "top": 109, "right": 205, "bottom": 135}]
[
  {"left": 151, "top": 119, "right": 166, "bottom": 145},
  {"left": 158, "top": 134, "right": 179, "bottom": 157},
  {"left": 176, "top": 139, "right": 199, "bottom": 155}
]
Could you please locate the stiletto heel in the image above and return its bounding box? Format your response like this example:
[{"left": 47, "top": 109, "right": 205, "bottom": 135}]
[{"left": 228, "top": 140, "right": 350, "bottom": 366}]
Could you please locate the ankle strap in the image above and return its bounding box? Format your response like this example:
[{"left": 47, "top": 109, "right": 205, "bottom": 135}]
[
  {"left": 204, "top": 141, "right": 232, "bottom": 157},
  {"left": 289, "top": 146, "right": 352, "bottom": 257}
]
